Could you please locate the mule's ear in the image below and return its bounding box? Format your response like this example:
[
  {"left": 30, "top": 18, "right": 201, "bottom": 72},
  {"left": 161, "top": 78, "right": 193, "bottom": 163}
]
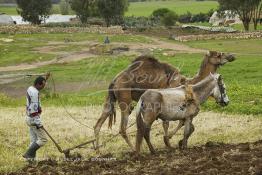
[
  {"left": 218, "top": 74, "right": 223, "bottom": 81},
  {"left": 180, "top": 76, "right": 186, "bottom": 85}
]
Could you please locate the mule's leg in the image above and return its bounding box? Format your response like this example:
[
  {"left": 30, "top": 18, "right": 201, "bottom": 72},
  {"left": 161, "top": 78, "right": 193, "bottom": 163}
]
[
  {"left": 144, "top": 125, "right": 156, "bottom": 154},
  {"left": 142, "top": 111, "right": 156, "bottom": 154},
  {"left": 94, "top": 98, "right": 113, "bottom": 150},
  {"left": 168, "top": 120, "right": 184, "bottom": 139},
  {"left": 135, "top": 123, "right": 144, "bottom": 154},
  {"left": 189, "top": 123, "right": 195, "bottom": 136},
  {"left": 178, "top": 119, "right": 192, "bottom": 149},
  {"left": 162, "top": 121, "right": 173, "bottom": 148}
]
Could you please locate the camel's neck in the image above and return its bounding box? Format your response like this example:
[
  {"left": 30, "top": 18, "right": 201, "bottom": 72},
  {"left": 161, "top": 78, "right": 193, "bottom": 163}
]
[
  {"left": 192, "top": 76, "right": 216, "bottom": 104},
  {"left": 186, "top": 57, "right": 217, "bottom": 84}
]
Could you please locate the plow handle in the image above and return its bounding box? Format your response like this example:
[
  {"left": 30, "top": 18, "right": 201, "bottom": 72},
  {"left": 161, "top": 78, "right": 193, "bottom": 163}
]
[{"left": 42, "top": 127, "right": 64, "bottom": 153}]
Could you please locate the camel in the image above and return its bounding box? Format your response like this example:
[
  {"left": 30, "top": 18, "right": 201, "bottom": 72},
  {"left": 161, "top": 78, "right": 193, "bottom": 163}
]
[
  {"left": 135, "top": 73, "right": 229, "bottom": 154},
  {"left": 94, "top": 51, "right": 235, "bottom": 151}
]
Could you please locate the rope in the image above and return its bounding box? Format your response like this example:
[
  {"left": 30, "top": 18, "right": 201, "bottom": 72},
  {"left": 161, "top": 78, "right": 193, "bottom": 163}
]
[
  {"left": 100, "top": 121, "right": 163, "bottom": 148},
  {"left": 49, "top": 73, "right": 163, "bottom": 149},
  {"left": 50, "top": 74, "right": 137, "bottom": 136}
]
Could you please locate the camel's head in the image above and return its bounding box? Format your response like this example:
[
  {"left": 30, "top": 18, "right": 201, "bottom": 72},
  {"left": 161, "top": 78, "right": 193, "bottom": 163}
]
[{"left": 207, "top": 51, "right": 235, "bottom": 66}]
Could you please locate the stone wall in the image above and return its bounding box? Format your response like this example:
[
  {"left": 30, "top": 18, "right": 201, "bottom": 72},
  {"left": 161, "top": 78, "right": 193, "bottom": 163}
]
[
  {"left": 0, "top": 25, "right": 124, "bottom": 34},
  {"left": 175, "top": 32, "right": 262, "bottom": 42}
]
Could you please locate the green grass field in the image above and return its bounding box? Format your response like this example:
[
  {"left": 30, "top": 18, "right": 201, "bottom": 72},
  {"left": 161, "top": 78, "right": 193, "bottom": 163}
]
[
  {"left": 0, "top": 33, "right": 151, "bottom": 66},
  {"left": 127, "top": 0, "right": 218, "bottom": 16},
  {"left": 0, "top": 32, "right": 261, "bottom": 116},
  {"left": 0, "top": 6, "right": 17, "bottom": 15}
]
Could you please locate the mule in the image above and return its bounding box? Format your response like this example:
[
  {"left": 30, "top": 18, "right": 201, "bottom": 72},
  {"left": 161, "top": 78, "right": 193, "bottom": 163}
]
[{"left": 135, "top": 73, "right": 229, "bottom": 154}]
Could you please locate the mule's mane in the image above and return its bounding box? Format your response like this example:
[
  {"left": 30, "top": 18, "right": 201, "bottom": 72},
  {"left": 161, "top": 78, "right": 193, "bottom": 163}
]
[{"left": 192, "top": 75, "right": 214, "bottom": 91}]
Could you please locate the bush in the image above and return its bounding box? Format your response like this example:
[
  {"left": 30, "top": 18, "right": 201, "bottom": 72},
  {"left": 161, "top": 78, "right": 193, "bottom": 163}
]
[
  {"left": 178, "top": 11, "right": 192, "bottom": 23},
  {"left": 178, "top": 9, "right": 214, "bottom": 24},
  {"left": 161, "top": 11, "right": 178, "bottom": 27},
  {"left": 152, "top": 8, "right": 171, "bottom": 18},
  {"left": 191, "top": 12, "right": 209, "bottom": 23},
  {"left": 123, "top": 16, "right": 160, "bottom": 29}
]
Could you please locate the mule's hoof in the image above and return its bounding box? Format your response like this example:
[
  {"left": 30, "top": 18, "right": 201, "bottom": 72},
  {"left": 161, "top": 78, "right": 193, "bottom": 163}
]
[{"left": 178, "top": 140, "right": 183, "bottom": 149}]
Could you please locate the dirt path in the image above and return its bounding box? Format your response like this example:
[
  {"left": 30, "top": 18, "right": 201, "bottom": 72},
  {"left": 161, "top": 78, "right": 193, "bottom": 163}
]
[
  {"left": 8, "top": 140, "right": 262, "bottom": 175},
  {"left": 0, "top": 36, "right": 206, "bottom": 73}
]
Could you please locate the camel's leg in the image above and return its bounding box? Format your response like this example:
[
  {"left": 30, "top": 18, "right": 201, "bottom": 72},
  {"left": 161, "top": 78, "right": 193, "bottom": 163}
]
[
  {"left": 168, "top": 120, "right": 184, "bottom": 139},
  {"left": 94, "top": 99, "right": 113, "bottom": 150},
  {"left": 119, "top": 110, "right": 134, "bottom": 150},
  {"left": 178, "top": 119, "right": 192, "bottom": 149},
  {"left": 118, "top": 92, "right": 134, "bottom": 151},
  {"left": 162, "top": 121, "right": 173, "bottom": 149}
]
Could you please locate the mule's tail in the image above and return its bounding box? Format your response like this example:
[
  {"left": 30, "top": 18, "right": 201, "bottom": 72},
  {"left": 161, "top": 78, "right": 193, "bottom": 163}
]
[
  {"left": 108, "top": 82, "right": 117, "bottom": 129},
  {"left": 136, "top": 99, "right": 145, "bottom": 153}
]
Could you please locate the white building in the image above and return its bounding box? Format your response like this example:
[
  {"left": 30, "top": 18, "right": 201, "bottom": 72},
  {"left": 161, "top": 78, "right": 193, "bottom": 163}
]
[
  {"left": 209, "top": 11, "right": 242, "bottom": 26},
  {"left": 0, "top": 13, "right": 14, "bottom": 24}
]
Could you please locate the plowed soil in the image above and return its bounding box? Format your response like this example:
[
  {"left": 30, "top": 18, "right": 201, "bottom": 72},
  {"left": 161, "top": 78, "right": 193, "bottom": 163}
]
[{"left": 8, "top": 140, "right": 262, "bottom": 175}]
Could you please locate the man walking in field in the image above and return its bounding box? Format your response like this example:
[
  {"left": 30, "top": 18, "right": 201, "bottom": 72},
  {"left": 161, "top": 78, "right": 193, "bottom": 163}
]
[{"left": 23, "top": 73, "right": 50, "bottom": 161}]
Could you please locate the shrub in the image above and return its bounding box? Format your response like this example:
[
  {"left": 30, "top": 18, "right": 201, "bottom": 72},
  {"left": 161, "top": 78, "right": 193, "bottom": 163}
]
[
  {"left": 123, "top": 16, "right": 160, "bottom": 29},
  {"left": 161, "top": 11, "right": 178, "bottom": 27},
  {"left": 178, "top": 11, "right": 192, "bottom": 23},
  {"left": 152, "top": 8, "right": 171, "bottom": 18},
  {"left": 191, "top": 12, "right": 209, "bottom": 23}
]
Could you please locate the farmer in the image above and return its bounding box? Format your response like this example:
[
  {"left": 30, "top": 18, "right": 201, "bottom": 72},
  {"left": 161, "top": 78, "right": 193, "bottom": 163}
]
[{"left": 23, "top": 73, "right": 50, "bottom": 161}]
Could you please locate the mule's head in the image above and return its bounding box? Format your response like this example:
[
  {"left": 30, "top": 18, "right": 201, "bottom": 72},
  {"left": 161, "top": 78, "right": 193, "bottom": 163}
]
[
  {"left": 210, "top": 73, "right": 229, "bottom": 107},
  {"left": 207, "top": 51, "right": 235, "bottom": 66}
]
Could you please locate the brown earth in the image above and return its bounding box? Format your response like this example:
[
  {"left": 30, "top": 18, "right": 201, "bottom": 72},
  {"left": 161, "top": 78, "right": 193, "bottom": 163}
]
[{"left": 7, "top": 140, "right": 262, "bottom": 175}]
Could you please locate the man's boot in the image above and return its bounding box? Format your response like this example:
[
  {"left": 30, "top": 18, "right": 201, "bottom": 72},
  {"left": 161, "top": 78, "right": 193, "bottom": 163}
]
[{"left": 23, "top": 142, "right": 40, "bottom": 161}]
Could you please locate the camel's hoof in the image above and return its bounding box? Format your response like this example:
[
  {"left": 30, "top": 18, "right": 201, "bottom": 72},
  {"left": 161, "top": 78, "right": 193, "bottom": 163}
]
[
  {"left": 150, "top": 149, "right": 156, "bottom": 155},
  {"left": 178, "top": 140, "right": 183, "bottom": 149},
  {"left": 178, "top": 140, "right": 187, "bottom": 150},
  {"left": 163, "top": 136, "right": 172, "bottom": 148}
]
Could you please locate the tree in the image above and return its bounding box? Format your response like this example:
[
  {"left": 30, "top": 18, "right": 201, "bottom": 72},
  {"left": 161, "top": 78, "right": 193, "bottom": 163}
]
[
  {"left": 69, "top": 0, "right": 97, "bottom": 23},
  {"left": 60, "top": 0, "right": 70, "bottom": 15},
  {"left": 218, "top": 0, "right": 261, "bottom": 31},
  {"left": 97, "top": 0, "right": 129, "bottom": 27},
  {"left": 16, "top": 0, "right": 52, "bottom": 25},
  {"left": 252, "top": 0, "right": 262, "bottom": 30}
]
